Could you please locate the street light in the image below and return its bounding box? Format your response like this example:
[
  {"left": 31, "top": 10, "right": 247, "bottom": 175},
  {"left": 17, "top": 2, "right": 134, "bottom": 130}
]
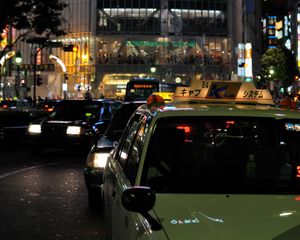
[
  {"left": 15, "top": 51, "right": 22, "bottom": 98},
  {"left": 150, "top": 65, "right": 156, "bottom": 74},
  {"left": 15, "top": 51, "right": 22, "bottom": 64},
  {"left": 49, "top": 55, "right": 67, "bottom": 99}
]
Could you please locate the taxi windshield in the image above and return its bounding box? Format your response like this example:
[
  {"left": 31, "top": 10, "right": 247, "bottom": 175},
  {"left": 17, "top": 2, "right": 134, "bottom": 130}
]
[{"left": 143, "top": 117, "right": 300, "bottom": 194}]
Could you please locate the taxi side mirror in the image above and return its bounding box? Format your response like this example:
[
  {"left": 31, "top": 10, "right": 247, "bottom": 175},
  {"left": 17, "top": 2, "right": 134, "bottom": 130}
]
[{"left": 122, "top": 186, "right": 162, "bottom": 230}]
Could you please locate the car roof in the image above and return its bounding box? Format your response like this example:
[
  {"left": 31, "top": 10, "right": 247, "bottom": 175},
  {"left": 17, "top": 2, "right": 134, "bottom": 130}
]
[
  {"left": 136, "top": 80, "right": 300, "bottom": 120},
  {"left": 138, "top": 102, "right": 300, "bottom": 120}
]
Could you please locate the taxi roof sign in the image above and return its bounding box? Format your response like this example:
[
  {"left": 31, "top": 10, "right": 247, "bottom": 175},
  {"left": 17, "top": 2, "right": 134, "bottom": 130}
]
[{"left": 172, "top": 80, "right": 274, "bottom": 105}]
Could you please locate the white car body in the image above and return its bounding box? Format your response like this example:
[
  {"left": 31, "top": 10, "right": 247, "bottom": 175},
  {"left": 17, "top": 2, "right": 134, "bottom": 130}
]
[{"left": 102, "top": 81, "right": 300, "bottom": 240}]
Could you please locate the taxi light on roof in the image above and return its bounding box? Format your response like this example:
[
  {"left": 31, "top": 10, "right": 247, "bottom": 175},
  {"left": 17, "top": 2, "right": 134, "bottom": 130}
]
[{"left": 146, "top": 94, "right": 165, "bottom": 107}]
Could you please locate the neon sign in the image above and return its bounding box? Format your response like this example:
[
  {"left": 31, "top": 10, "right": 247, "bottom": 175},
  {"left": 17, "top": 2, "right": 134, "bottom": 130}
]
[
  {"left": 133, "top": 84, "right": 155, "bottom": 89},
  {"left": 126, "top": 40, "right": 196, "bottom": 48}
]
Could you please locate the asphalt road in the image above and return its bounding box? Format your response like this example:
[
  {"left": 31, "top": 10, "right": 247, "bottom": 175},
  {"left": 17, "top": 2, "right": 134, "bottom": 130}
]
[{"left": 0, "top": 146, "right": 105, "bottom": 240}]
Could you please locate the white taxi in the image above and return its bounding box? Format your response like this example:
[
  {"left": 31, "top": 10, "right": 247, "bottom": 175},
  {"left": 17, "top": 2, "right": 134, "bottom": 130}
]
[{"left": 102, "top": 80, "right": 300, "bottom": 240}]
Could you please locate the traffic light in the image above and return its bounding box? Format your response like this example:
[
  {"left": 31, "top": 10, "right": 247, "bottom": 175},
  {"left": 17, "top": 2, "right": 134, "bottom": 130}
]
[
  {"left": 295, "top": 75, "right": 299, "bottom": 81},
  {"left": 36, "top": 76, "right": 43, "bottom": 86}
]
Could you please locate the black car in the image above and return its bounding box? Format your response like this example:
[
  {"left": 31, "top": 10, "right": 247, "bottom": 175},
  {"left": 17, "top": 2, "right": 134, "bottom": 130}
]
[
  {"left": 0, "top": 100, "right": 49, "bottom": 148},
  {"left": 27, "top": 99, "right": 121, "bottom": 154},
  {"left": 84, "top": 101, "right": 145, "bottom": 208},
  {"left": 36, "top": 99, "right": 62, "bottom": 113}
]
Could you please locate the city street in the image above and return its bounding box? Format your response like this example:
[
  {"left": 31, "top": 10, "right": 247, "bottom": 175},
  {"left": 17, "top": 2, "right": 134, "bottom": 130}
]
[{"left": 0, "top": 146, "right": 105, "bottom": 240}]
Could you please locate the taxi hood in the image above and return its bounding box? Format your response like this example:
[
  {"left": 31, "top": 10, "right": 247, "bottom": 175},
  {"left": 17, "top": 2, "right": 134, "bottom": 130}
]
[{"left": 153, "top": 194, "right": 300, "bottom": 240}]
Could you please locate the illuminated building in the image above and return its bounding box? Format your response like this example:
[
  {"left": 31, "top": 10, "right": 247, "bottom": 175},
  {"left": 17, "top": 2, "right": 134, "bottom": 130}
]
[{"left": 14, "top": 0, "right": 263, "bottom": 99}]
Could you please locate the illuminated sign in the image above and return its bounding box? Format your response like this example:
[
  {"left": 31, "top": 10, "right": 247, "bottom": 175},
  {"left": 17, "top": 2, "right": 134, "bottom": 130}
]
[
  {"left": 285, "top": 123, "right": 300, "bottom": 131},
  {"left": 0, "top": 25, "right": 9, "bottom": 50},
  {"left": 176, "top": 125, "right": 191, "bottom": 133},
  {"left": 237, "top": 43, "right": 245, "bottom": 77},
  {"left": 152, "top": 92, "right": 174, "bottom": 102},
  {"left": 244, "top": 43, "right": 253, "bottom": 79},
  {"left": 126, "top": 40, "right": 196, "bottom": 48},
  {"left": 19, "top": 64, "right": 55, "bottom": 71},
  {"left": 297, "top": 10, "right": 300, "bottom": 67},
  {"left": 133, "top": 84, "right": 155, "bottom": 89},
  {"left": 173, "top": 80, "right": 274, "bottom": 105},
  {"left": 237, "top": 42, "right": 253, "bottom": 80}
]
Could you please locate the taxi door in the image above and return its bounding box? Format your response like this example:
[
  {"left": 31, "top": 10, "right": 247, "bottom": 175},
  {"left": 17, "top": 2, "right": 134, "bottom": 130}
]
[{"left": 107, "top": 113, "right": 150, "bottom": 240}]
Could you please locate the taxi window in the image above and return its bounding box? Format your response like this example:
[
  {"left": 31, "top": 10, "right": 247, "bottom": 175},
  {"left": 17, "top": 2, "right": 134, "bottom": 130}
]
[
  {"left": 142, "top": 117, "right": 299, "bottom": 194},
  {"left": 117, "top": 114, "right": 142, "bottom": 170},
  {"left": 124, "top": 121, "right": 148, "bottom": 184}
]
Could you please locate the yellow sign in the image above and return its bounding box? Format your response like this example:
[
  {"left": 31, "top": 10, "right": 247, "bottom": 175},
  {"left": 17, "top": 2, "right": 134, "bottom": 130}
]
[
  {"left": 152, "top": 92, "right": 174, "bottom": 102},
  {"left": 173, "top": 80, "right": 274, "bottom": 105}
]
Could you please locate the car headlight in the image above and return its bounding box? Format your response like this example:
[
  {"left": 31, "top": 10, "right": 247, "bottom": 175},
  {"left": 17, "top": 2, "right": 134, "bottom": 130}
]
[
  {"left": 66, "top": 126, "right": 82, "bottom": 135},
  {"left": 87, "top": 152, "right": 109, "bottom": 168},
  {"left": 28, "top": 124, "right": 41, "bottom": 134}
]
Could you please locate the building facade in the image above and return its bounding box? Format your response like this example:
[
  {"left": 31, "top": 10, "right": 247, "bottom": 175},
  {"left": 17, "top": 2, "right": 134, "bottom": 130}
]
[{"left": 11, "top": 0, "right": 263, "bottom": 99}]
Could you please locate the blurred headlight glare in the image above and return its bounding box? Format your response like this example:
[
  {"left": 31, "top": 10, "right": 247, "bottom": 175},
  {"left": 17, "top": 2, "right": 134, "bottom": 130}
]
[
  {"left": 67, "top": 126, "right": 81, "bottom": 135},
  {"left": 28, "top": 124, "right": 41, "bottom": 134},
  {"left": 92, "top": 152, "right": 109, "bottom": 168}
]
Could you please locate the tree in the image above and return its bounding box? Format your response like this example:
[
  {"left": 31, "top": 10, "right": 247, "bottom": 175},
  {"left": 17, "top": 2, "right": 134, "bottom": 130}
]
[
  {"left": 261, "top": 47, "right": 298, "bottom": 92},
  {"left": 0, "top": 0, "right": 68, "bottom": 53}
]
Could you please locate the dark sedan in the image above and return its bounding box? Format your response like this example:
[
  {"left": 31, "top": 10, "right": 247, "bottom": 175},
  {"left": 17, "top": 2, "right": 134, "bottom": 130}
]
[{"left": 27, "top": 99, "right": 121, "bottom": 154}]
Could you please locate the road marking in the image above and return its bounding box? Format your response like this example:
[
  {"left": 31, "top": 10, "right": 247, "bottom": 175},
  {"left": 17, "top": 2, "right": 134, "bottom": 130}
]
[{"left": 0, "top": 162, "right": 63, "bottom": 180}]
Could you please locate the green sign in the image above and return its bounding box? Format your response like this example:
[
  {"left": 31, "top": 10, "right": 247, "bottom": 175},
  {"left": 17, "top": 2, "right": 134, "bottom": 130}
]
[{"left": 126, "top": 40, "right": 196, "bottom": 48}]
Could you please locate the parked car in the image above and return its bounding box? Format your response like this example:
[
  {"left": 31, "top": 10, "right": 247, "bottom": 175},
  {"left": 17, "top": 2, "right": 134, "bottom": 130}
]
[
  {"left": 27, "top": 99, "right": 121, "bottom": 154},
  {"left": 84, "top": 100, "right": 145, "bottom": 207},
  {"left": 102, "top": 81, "right": 300, "bottom": 240}
]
